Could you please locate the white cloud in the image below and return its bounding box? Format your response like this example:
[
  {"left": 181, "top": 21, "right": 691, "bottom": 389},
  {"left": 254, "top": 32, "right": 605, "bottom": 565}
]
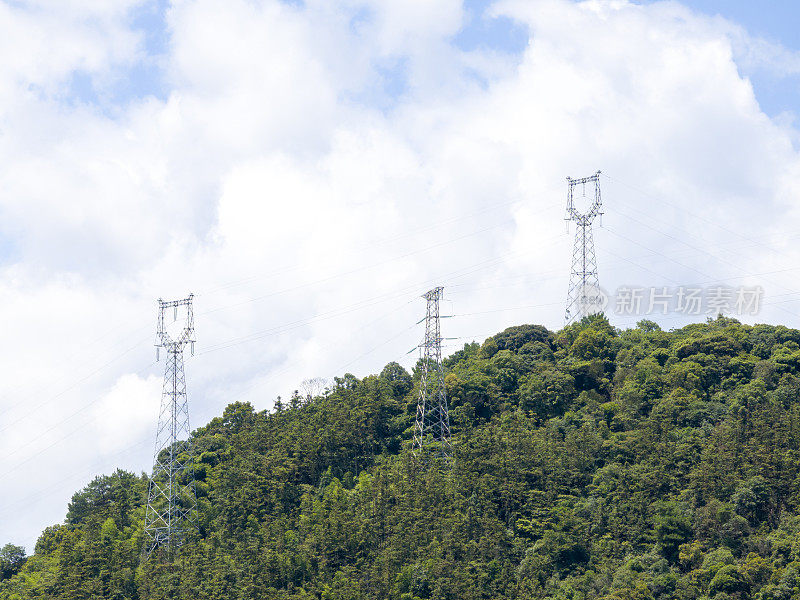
[
  {"left": 0, "top": 1, "right": 145, "bottom": 103},
  {"left": 93, "top": 373, "right": 162, "bottom": 452},
  {"left": 1, "top": 0, "right": 800, "bottom": 551}
]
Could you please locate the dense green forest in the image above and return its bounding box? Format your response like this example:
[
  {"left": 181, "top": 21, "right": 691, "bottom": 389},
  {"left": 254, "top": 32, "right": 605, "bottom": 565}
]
[{"left": 5, "top": 315, "right": 800, "bottom": 599}]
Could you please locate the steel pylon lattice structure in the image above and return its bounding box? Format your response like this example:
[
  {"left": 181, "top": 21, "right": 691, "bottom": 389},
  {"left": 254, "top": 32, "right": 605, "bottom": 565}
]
[
  {"left": 564, "top": 171, "right": 604, "bottom": 324},
  {"left": 413, "top": 286, "right": 452, "bottom": 461},
  {"left": 143, "top": 294, "right": 197, "bottom": 560}
]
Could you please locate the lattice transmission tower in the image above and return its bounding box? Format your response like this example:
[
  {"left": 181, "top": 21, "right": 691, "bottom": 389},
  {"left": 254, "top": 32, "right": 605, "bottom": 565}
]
[
  {"left": 564, "top": 171, "right": 604, "bottom": 324},
  {"left": 143, "top": 294, "right": 197, "bottom": 559},
  {"left": 413, "top": 286, "right": 452, "bottom": 461}
]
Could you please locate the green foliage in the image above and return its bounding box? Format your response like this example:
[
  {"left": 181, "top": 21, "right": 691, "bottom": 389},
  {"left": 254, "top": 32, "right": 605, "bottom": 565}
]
[
  {"left": 6, "top": 318, "right": 800, "bottom": 599},
  {"left": 654, "top": 502, "right": 692, "bottom": 562},
  {"left": 0, "top": 545, "right": 25, "bottom": 581}
]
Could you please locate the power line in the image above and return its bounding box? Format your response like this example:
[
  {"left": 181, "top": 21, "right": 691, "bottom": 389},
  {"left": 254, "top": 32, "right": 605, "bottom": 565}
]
[
  {"left": 0, "top": 436, "right": 152, "bottom": 523},
  {"left": 602, "top": 172, "right": 795, "bottom": 261},
  {"left": 0, "top": 335, "right": 153, "bottom": 435},
  {"left": 196, "top": 183, "right": 564, "bottom": 298}
]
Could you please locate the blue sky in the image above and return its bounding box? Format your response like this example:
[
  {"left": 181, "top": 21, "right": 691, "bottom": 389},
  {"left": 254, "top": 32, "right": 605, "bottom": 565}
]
[
  {"left": 460, "top": 0, "right": 799, "bottom": 119},
  {"left": 639, "top": 0, "right": 800, "bottom": 117},
  {"left": 668, "top": 0, "right": 798, "bottom": 48},
  {"left": 370, "top": 0, "right": 797, "bottom": 118},
  {"left": 467, "top": 0, "right": 800, "bottom": 118}
]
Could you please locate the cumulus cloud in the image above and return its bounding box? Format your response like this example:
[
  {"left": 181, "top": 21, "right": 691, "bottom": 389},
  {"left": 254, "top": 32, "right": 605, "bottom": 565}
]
[
  {"left": 93, "top": 373, "right": 162, "bottom": 452},
  {"left": 0, "top": 0, "right": 799, "bottom": 550}
]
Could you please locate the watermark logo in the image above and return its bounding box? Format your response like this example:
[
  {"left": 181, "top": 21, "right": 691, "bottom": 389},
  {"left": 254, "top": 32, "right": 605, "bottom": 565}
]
[
  {"left": 597, "top": 285, "right": 763, "bottom": 317},
  {"left": 577, "top": 283, "right": 609, "bottom": 316}
]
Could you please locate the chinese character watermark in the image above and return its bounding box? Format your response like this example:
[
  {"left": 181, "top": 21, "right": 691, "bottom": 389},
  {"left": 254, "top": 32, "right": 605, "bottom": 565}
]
[{"left": 598, "top": 285, "right": 764, "bottom": 317}]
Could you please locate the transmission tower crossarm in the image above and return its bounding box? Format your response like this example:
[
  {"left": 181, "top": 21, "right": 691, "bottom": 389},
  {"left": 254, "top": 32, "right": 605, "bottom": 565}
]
[{"left": 566, "top": 171, "right": 601, "bottom": 186}]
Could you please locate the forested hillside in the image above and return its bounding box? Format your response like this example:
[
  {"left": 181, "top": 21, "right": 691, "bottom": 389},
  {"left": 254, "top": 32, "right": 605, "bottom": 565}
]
[{"left": 4, "top": 315, "right": 800, "bottom": 600}]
